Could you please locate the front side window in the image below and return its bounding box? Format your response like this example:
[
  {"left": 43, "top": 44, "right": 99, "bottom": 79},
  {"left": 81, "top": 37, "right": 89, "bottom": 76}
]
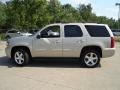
[
  {"left": 64, "top": 25, "right": 83, "bottom": 37},
  {"left": 41, "top": 26, "right": 60, "bottom": 38}
]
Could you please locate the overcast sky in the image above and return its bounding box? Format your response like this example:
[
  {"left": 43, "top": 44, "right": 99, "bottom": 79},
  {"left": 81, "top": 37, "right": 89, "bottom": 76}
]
[{"left": 1, "top": 0, "right": 119, "bottom": 20}]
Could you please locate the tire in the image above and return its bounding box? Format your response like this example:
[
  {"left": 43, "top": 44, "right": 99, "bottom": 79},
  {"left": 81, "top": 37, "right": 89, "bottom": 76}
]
[
  {"left": 12, "top": 49, "right": 30, "bottom": 66},
  {"left": 80, "top": 50, "right": 100, "bottom": 68}
]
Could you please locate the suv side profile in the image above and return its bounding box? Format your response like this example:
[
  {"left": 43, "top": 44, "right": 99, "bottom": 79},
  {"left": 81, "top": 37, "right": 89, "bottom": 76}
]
[{"left": 5, "top": 23, "right": 115, "bottom": 68}]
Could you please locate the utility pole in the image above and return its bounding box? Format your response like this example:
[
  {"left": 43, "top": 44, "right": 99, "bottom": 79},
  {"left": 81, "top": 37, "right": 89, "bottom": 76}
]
[{"left": 116, "top": 3, "right": 120, "bottom": 30}]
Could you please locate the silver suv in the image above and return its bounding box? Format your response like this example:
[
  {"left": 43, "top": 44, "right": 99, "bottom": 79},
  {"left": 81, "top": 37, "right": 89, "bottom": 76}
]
[
  {"left": 6, "top": 30, "right": 32, "bottom": 39},
  {"left": 5, "top": 23, "right": 115, "bottom": 67}
]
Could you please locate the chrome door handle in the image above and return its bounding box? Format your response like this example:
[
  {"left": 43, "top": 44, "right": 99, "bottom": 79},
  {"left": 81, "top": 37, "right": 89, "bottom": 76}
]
[
  {"left": 76, "top": 40, "right": 85, "bottom": 43},
  {"left": 76, "top": 40, "right": 81, "bottom": 43},
  {"left": 55, "top": 41, "right": 61, "bottom": 43},
  {"left": 80, "top": 39, "right": 85, "bottom": 42}
]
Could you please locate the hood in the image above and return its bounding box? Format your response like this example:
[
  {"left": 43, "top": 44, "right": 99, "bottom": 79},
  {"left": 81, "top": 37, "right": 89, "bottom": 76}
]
[
  {"left": 10, "top": 35, "right": 31, "bottom": 40},
  {"left": 21, "top": 32, "right": 32, "bottom": 36},
  {"left": 8, "top": 35, "right": 33, "bottom": 46}
]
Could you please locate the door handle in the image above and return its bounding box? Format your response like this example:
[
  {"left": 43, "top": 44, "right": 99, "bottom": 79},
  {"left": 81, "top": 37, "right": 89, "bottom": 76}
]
[
  {"left": 76, "top": 40, "right": 81, "bottom": 43},
  {"left": 55, "top": 41, "right": 61, "bottom": 44},
  {"left": 76, "top": 40, "right": 85, "bottom": 43},
  {"left": 80, "top": 39, "right": 85, "bottom": 42}
]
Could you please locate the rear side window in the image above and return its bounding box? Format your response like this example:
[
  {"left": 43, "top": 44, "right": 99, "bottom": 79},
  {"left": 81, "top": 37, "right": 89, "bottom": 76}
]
[
  {"left": 64, "top": 25, "right": 83, "bottom": 37},
  {"left": 85, "top": 25, "right": 110, "bottom": 37}
]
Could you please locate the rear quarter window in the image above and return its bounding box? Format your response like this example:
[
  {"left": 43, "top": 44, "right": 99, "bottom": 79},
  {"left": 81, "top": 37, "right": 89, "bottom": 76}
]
[{"left": 85, "top": 25, "right": 110, "bottom": 37}]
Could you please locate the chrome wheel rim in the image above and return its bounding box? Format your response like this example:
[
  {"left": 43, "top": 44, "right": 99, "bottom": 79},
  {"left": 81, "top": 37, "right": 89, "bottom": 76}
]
[
  {"left": 84, "top": 52, "right": 98, "bottom": 67},
  {"left": 14, "top": 51, "right": 24, "bottom": 65}
]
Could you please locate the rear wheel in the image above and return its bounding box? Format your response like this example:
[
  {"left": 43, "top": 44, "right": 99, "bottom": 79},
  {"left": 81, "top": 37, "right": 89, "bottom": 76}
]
[
  {"left": 13, "top": 49, "right": 30, "bottom": 66},
  {"left": 80, "top": 50, "right": 100, "bottom": 68}
]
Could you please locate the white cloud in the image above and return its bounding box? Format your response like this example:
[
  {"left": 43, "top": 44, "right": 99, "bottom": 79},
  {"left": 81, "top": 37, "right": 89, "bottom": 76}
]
[{"left": 61, "top": 0, "right": 91, "bottom": 7}]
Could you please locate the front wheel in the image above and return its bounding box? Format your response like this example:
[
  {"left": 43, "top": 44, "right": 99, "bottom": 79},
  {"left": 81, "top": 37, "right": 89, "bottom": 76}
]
[
  {"left": 80, "top": 50, "right": 100, "bottom": 68},
  {"left": 13, "top": 49, "right": 30, "bottom": 66}
]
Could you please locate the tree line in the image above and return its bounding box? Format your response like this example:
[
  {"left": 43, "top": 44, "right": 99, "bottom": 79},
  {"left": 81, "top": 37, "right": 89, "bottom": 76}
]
[{"left": 0, "top": 0, "right": 119, "bottom": 32}]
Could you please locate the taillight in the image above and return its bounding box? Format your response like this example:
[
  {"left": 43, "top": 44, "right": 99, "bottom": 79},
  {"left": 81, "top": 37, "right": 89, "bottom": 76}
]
[{"left": 111, "top": 37, "right": 115, "bottom": 48}]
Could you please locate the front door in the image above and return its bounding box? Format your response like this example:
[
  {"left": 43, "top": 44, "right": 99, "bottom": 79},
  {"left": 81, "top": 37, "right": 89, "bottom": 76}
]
[{"left": 32, "top": 25, "right": 62, "bottom": 57}]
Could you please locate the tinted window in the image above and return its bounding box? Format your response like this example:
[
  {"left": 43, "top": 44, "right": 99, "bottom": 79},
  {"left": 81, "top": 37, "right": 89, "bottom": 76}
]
[
  {"left": 41, "top": 26, "right": 60, "bottom": 38},
  {"left": 64, "top": 25, "right": 83, "bottom": 37},
  {"left": 8, "top": 30, "right": 18, "bottom": 33},
  {"left": 85, "top": 25, "right": 110, "bottom": 37}
]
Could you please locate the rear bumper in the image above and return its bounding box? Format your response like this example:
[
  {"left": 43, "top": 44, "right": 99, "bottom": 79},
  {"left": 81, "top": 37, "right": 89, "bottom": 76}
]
[{"left": 102, "top": 48, "right": 115, "bottom": 58}]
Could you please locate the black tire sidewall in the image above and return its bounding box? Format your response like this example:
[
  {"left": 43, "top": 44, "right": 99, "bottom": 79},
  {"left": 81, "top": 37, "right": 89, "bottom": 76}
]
[
  {"left": 80, "top": 50, "right": 100, "bottom": 68},
  {"left": 13, "top": 49, "right": 30, "bottom": 66}
]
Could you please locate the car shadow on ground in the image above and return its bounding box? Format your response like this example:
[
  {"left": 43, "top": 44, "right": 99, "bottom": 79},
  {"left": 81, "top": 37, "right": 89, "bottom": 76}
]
[{"left": 0, "top": 56, "right": 101, "bottom": 68}]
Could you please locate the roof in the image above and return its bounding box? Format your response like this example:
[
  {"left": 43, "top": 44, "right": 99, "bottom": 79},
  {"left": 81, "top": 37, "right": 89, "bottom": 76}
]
[{"left": 48, "top": 23, "right": 107, "bottom": 26}]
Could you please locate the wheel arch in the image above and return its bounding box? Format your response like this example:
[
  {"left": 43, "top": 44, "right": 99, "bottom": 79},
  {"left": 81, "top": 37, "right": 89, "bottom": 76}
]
[
  {"left": 80, "top": 45, "right": 102, "bottom": 58},
  {"left": 11, "top": 46, "right": 32, "bottom": 58}
]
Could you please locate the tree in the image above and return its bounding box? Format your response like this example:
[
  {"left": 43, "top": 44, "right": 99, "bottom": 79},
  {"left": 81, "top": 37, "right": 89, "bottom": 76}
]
[
  {"left": 78, "top": 4, "right": 92, "bottom": 22},
  {"left": 3, "top": 0, "right": 119, "bottom": 30},
  {"left": 61, "top": 4, "right": 82, "bottom": 23},
  {"left": 48, "top": 0, "right": 63, "bottom": 23},
  {"left": 6, "top": 0, "right": 50, "bottom": 30},
  {"left": 0, "top": 2, "right": 6, "bottom": 28}
]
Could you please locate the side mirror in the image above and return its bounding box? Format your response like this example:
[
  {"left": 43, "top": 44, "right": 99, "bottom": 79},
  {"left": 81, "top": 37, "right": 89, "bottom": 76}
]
[
  {"left": 36, "top": 34, "right": 41, "bottom": 39},
  {"left": 48, "top": 32, "right": 60, "bottom": 37}
]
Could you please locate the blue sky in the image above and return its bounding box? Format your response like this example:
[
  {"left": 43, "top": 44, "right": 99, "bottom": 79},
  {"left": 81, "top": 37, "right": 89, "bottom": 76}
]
[{"left": 1, "top": 0, "right": 119, "bottom": 20}]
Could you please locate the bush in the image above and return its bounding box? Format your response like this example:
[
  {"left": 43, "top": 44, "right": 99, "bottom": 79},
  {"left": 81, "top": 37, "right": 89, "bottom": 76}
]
[
  {"left": 0, "top": 33, "right": 6, "bottom": 41},
  {"left": 115, "top": 36, "right": 120, "bottom": 42}
]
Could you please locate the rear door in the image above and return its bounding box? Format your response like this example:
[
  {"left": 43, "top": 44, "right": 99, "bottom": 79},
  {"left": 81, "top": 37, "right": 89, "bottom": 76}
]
[{"left": 62, "top": 25, "right": 84, "bottom": 57}]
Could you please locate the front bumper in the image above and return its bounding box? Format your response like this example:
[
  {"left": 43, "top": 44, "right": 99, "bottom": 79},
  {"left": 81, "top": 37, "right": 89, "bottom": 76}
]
[
  {"left": 102, "top": 48, "right": 115, "bottom": 58},
  {"left": 5, "top": 46, "right": 11, "bottom": 58}
]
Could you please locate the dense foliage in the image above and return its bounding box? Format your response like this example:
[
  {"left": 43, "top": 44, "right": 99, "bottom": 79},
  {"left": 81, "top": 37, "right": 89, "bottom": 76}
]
[{"left": 0, "top": 0, "right": 119, "bottom": 31}]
